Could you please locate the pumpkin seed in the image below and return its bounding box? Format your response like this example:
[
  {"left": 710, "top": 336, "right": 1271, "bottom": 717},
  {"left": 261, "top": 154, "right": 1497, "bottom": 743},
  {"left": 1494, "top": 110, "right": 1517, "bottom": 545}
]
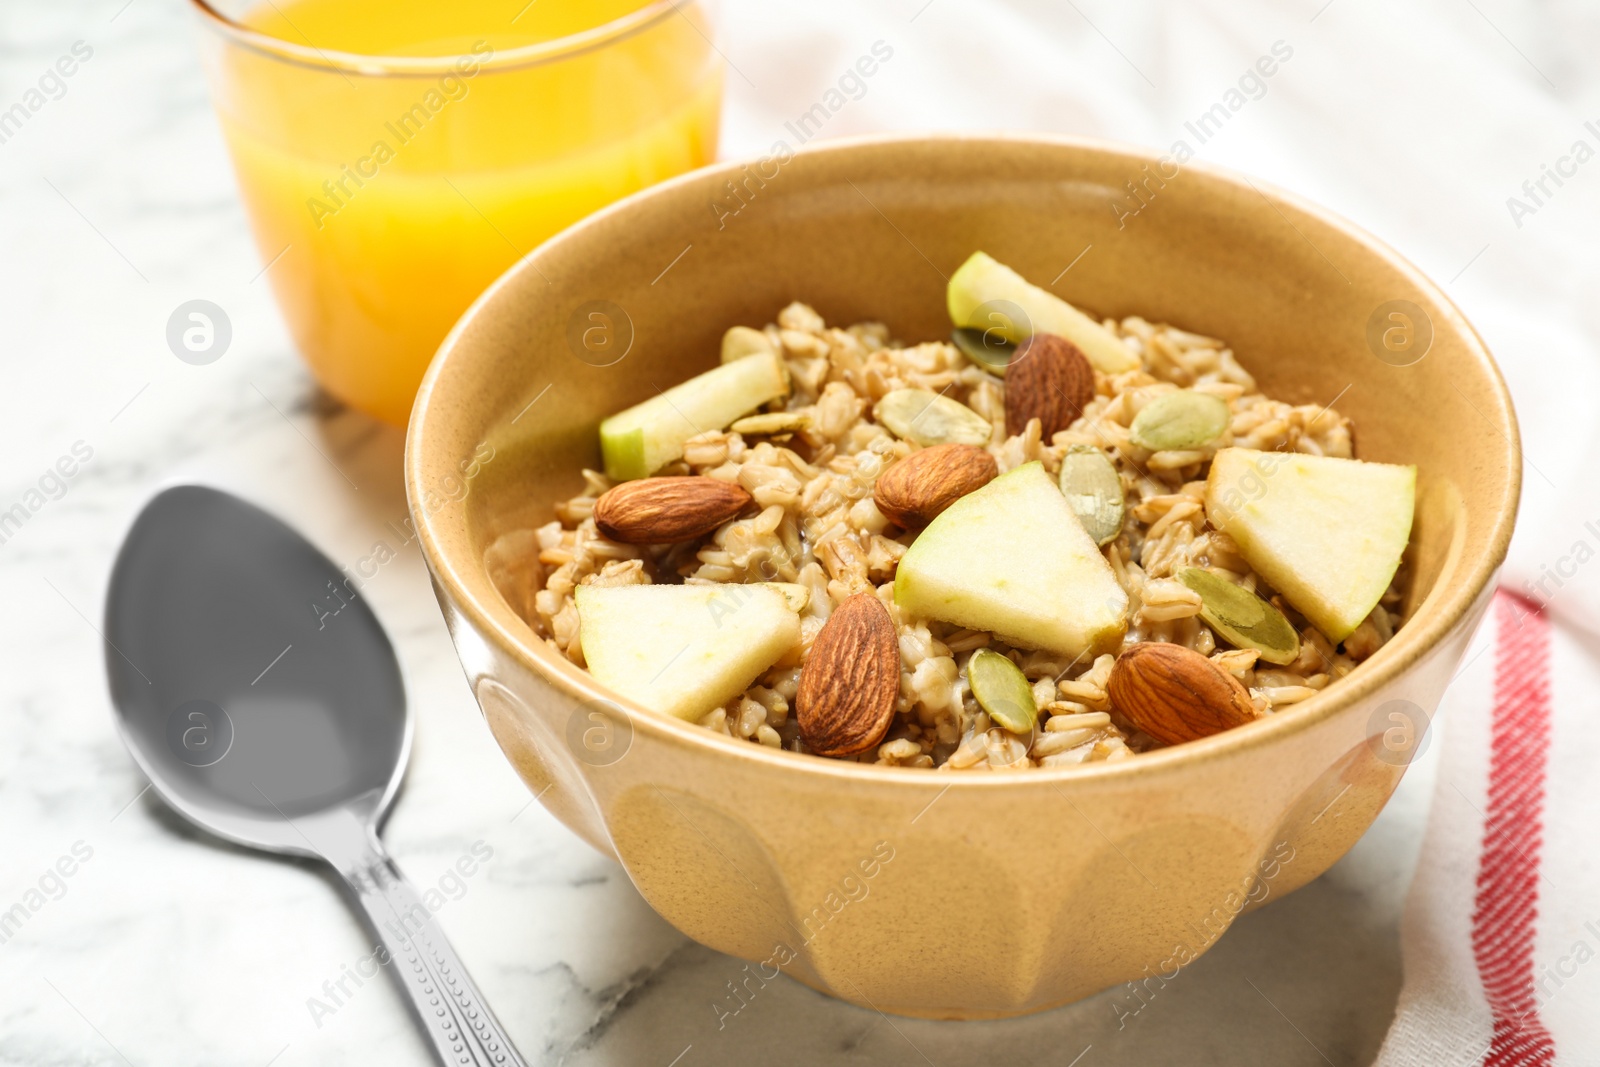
[
  {"left": 1058, "top": 445, "right": 1124, "bottom": 546},
  {"left": 1177, "top": 567, "right": 1301, "bottom": 666},
  {"left": 731, "top": 411, "right": 810, "bottom": 435},
  {"left": 967, "top": 648, "right": 1038, "bottom": 734},
  {"left": 950, "top": 327, "right": 1017, "bottom": 375},
  {"left": 721, "top": 325, "right": 775, "bottom": 363},
  {"left": 1129, "top": 390, "right": 1230, "bottom": 451},
  {"left": 875, "top": 388, "right": 993, "bottom": 447}
]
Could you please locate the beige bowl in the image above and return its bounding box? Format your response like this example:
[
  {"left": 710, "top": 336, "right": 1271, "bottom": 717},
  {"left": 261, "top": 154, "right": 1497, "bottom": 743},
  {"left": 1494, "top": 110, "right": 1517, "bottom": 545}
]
[{"left": 405, "top": 134, "right": 1518, "bottom": 1019}]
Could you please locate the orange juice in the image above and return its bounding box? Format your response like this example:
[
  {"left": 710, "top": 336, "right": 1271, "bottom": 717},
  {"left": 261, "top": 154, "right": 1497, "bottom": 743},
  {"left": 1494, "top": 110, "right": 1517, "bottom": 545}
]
[{"left": 198, "top": 0, "right": 722, "bottom": 424}]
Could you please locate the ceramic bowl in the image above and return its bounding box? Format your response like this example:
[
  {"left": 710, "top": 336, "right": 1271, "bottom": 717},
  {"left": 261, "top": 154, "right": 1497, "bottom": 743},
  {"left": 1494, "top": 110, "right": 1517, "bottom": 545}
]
[{"left": 404, "top": 133, "right": 1519, "bottom": 1019}]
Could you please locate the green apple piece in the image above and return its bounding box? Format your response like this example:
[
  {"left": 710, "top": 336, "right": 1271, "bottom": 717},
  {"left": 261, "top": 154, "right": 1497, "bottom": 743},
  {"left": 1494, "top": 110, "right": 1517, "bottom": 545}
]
[
  {"left": 576, "top": 583, "right": 800, "bottom": 722},
  {"left": 600, "top": 351, "right": 789, "bottom": 481},
  {"left": 895, "top": 461, "right": 1127, "bottom": 658},
  {"left": 946, "top": 251, "right": 1140, "bottom": 374},
  {"left": 1205, "top": 448, "right": 1415, "bottom": 643}
]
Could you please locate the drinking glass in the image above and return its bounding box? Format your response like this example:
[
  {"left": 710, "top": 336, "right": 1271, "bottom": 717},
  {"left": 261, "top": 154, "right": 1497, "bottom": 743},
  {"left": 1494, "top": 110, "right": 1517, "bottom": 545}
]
[{"left": 192, "top": 0, "right": 723, "bottom": 425}]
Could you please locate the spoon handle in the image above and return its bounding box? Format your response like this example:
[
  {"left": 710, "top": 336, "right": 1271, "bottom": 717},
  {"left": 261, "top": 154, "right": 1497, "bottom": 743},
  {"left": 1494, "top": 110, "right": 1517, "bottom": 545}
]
[{"left": 336, "top": 835, "right": 528, "bottom": 1067}]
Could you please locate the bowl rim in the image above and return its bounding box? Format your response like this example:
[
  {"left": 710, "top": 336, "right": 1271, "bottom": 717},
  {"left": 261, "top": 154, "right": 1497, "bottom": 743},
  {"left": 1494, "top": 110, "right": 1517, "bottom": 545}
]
[{"left": 405, "top": 130, "right": 1521, "bottom": 790}]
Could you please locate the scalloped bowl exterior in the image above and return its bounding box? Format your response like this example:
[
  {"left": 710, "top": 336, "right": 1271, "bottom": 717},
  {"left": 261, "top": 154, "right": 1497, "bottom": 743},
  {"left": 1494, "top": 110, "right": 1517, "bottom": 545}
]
[{"left": 405, "top": 135, "right": 1519, "bottom": 1019}]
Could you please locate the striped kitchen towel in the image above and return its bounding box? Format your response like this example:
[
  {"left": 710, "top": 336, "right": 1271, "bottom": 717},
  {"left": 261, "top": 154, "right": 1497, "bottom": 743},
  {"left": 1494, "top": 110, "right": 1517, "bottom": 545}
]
[{"left": 1376, "top": 592, "right": 1600, "bottom": 1065}]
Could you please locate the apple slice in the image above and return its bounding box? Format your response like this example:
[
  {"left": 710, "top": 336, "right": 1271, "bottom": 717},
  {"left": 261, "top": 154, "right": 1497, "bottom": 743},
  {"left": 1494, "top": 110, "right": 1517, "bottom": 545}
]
[
  {"left": 946, "top": 251, "right": 1140, "bottom": 374},
  {"left": 576, "top": 582, "right": 801, "bottom": 721},
  {"left": 600, "top": 351, "right": 789, "bottom": 481},
  {"left": 1205, "top": 448, "right": 1415, "bottom": 643},
  {"left": 895, "top": 461, "right": 1127, "bottom": 658}
]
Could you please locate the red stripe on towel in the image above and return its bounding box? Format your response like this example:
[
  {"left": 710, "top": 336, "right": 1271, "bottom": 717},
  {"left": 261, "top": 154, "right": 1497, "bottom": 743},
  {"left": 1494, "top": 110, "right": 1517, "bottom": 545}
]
[{"left": 1473, "top": 592, "right": 1555, "bottom": 1066}]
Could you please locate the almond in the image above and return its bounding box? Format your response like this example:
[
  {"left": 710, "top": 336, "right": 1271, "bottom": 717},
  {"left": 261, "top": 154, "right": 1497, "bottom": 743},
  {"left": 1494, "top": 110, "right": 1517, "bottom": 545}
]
[
  {"left": 593, "top": 477, "right": 751, "bottom": 544},
  {"left": 1106, "top": 641, "right": 1259, "bottom": 746},
  {"left": 873, "top": 443, "right": 998, "bottom": 528},
  {"left": 797, "top": 592, "right": 899, "bottom": 757},
  {"left": 1004, "top": 332, "right": 1096, "bottom": 439}
]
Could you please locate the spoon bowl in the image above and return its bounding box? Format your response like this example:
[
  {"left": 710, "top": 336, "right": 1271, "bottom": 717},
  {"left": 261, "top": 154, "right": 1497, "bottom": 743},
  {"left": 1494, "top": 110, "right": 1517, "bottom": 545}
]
[
  {"left": 105, "top": 485, "right": 526, "bottom": 1066},
  {"left": 105, "top": 485, "right": 407, "bottom": 854}
]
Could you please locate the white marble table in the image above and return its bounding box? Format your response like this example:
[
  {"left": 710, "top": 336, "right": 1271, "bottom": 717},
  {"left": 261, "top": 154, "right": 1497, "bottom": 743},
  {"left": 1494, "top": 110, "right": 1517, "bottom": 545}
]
[{"left": 6, "top": 0, "right": 1573, "bottom": 1062}]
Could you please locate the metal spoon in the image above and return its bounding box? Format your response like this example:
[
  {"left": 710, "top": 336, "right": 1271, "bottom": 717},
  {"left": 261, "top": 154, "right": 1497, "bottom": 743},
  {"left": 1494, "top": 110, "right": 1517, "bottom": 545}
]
[{"left": 104, "top": 485, "right": 526, "bottom": 1067}]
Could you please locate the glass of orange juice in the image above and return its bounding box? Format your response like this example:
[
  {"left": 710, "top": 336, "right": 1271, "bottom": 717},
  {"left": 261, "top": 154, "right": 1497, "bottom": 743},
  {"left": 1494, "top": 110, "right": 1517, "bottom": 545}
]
[{"left": 191, "top": 0, "right": 723, "bottom": 425}]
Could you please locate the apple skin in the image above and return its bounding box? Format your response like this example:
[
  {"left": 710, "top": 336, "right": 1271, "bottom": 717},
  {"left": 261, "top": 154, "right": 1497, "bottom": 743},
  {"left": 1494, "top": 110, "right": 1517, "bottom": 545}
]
[
  {"left": 599, "top": 351, "right": 789, "bottom": 481},
  {"left": 1205, "top": 447, "right": 1415, "bottom": 643},
  {"left": 946, "top": 252, "right": 1140, "bottom": 374},
  {"left": 576, "top": 583, "right": 800, "bottom": 722},
  {"left": 895, "top": 461, "right": 1128, "bottom": 659}
]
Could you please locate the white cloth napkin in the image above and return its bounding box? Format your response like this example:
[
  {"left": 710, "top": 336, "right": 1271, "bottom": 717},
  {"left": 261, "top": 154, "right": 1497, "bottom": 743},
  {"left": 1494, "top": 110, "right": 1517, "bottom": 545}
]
[
  {"left": 721, "top": 0, "right": 1600, "bottom": 1059},
  {"left": 1374, "top": 594, "right": 1600, "bottom": 1065}
]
